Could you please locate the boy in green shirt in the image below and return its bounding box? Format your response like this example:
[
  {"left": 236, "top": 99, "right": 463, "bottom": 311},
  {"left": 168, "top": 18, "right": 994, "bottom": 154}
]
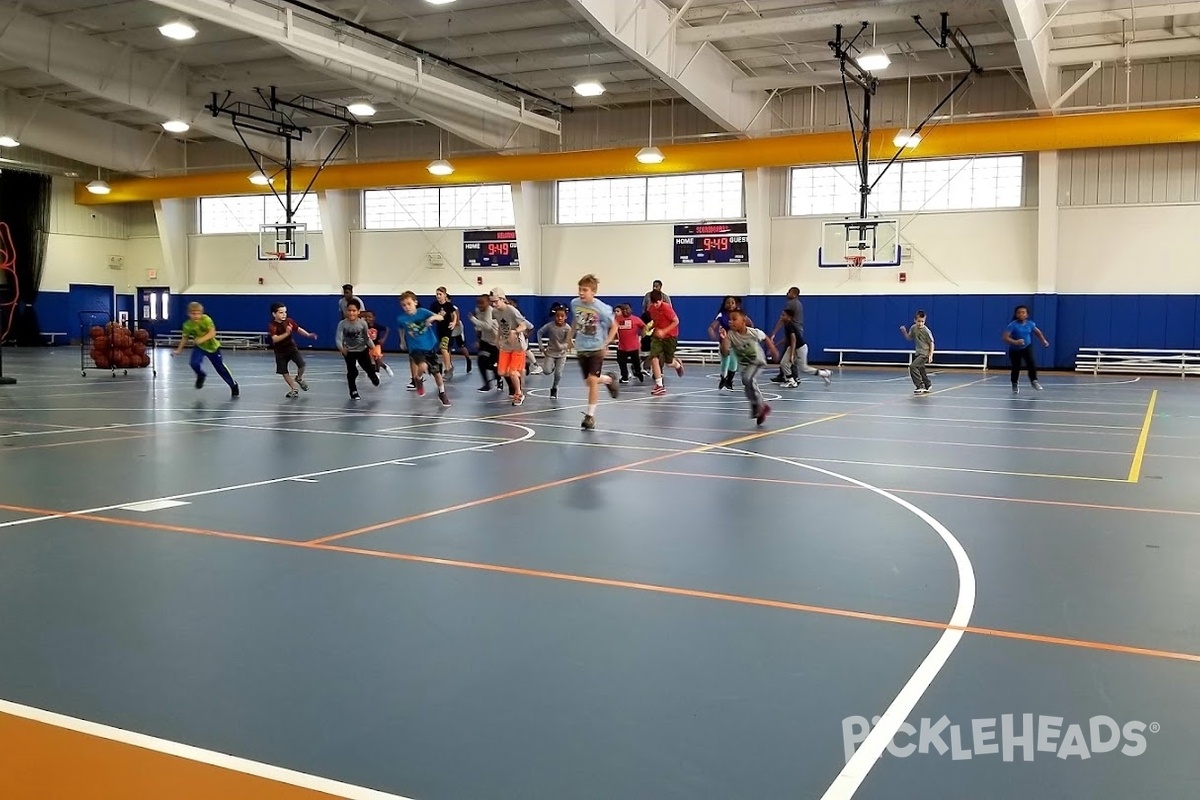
[{"left": 173, "top": 301, "right": 239, "bottom": 397}]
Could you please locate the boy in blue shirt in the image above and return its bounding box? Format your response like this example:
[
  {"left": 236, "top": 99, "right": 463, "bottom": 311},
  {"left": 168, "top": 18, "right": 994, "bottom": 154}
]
[
  {"left": 1002, "top": 304, "right": 1050, "bottom": 393},
  {"left": 570, "top": 273, "right": 619, "bottom": 430},
  {"left": 396, "top": 290, "right": 450, "bottom": 407}
]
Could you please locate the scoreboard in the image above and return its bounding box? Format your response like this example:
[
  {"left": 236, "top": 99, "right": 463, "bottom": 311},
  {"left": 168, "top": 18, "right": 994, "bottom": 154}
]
[
  {"left": 673, "top": 222, "right": 749, "bottom": 264},
  {"left": 464, "top": 229, "right": 519, "bottom": 267}
]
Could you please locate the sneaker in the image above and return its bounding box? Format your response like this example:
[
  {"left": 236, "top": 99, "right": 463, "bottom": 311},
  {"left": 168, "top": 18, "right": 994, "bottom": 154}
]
[
  {"left": 769, "top": 375, "right": 784, "bottom": 383},
  {"left": 231, "top": 383, "right": 239, "bottom": 398},
  {"left": 637, "top": 373, "right": 645, "bottom": 384},
  {"left": 756, "top": 404, "right": 771, "bottom": 426},
  {"left": 581, "top": 414, "right": 595, "bottom": 430},
  {"left": 1032, "top": 380, "right": 1043, "bottom": 391},
  {"left": 416, "top": 378, "right": 426, "bottom": 397},
  {"left": 651, "top": 384, "right": 666, "bottom": 396},
  {"left": 286, "top": 389, "right": 299, "bottom": 398},
  {"left": 673, "top": 361, "right": 684, "bottom": 377},
  {"left": 438, "top": 391, "right": 451, "bottom": 407},
  {"left": 406, "top": 379, "right": 417, "bottom": 391},
  {"left": 783, "top": 379, "right": 798, "bottom": 388},
  {"left": 369, "top": 372, "right": 380, "bottom": 387},
  {"left": 351, "top": 391, "right": 360, "bottom": 400},
  {"left": 465, "top": 362, "right": 472, "bottom": 373},
  {"left": 619, "top": 377, "right": 630, "bottom": 384},
  {"left": 605, "top": 373, "right": 619, "bottom": 398},
  {"left": 512, "top": 394, "right": 524, "bottom": 406},
  {"left": 1012, "top": 384, "right": 1019, "bottom": 394},
  {"left": 913, "top": 388, "right": 926, "bottom": 395},
  {"left": 550, "top": 388, "right": 558, "bottom": 399},
  {"left": 195, "top": 373, "right": 206, "bottom": 389},
  {"left": 820, "top": 370, "right": 832, "bottom": 387},
  {"left": 384, "top": 364, "right": 394, "bottom": 377},
  {"left": 297, "top": 379, "right": 309, "bottom": 391},
  {"left": 477, "top": 384, "right": 492, "bottom": 393}
]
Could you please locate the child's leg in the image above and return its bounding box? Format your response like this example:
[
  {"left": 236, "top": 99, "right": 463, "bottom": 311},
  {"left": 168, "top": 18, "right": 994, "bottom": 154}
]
[
  {"left": 1025, "top": 348, "right": 1039, "bottom": 383},
  {"left": 343, "top": 352, "right": 359, "bottom": 394},
  {"left": 293, "top": 352, "right": 306, "bottom": 383},
  {"left": 552, "top": 355, "right": 565, "bottom": 390},
  {"left": 204, "top": 350, "right": 237, "bottom": 388},
  {"left": 616, "top": 350, "right": 630, "bottom": 381},
  {"left": 189, "top": 346, "right": 206, "bottom": 376},
  {"left": 1009, "top": 350, "right": 1022, "bottom": 386},
  {"left": 909, "top": 355, "right": 925, "bottom": 389},
  {"left": 781, "top": 344, "right": 795, "bottom": 380},
  {"left": 356, "top": 350, "right": 379, "bottom": 386},
  {"left": 741, "top": 363, "right": 764, "bottom": 409}
]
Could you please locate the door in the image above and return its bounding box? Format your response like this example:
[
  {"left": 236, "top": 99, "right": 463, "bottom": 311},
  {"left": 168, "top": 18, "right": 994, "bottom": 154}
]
[
  {"left": 137, "top": 286, "right": 170, "bottom": 335},
  {"left": 68, "top": 283, "right": 115, "bottom": 342}
]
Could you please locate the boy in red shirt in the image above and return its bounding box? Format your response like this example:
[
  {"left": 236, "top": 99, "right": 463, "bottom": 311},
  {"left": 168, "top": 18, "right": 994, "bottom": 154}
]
[
  {"left": 646, "top": 290, "right": 683, "bottom": 396},
  {"left": 614, "top": 303, "right": 645, "bottom": 384},
  {"left": 268, "top": 302, "right": 317, "bottom": 397}
]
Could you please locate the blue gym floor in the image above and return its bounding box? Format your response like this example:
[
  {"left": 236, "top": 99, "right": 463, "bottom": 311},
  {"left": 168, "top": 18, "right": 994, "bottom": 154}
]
[{"left": 1, "top": 347, "right": 1197, "bottom": 799}]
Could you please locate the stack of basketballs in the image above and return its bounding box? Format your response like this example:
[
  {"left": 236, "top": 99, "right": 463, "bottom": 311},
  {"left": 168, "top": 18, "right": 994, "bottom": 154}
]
[{"left": 89, "top": 323, "right": 151, "bottom": 370}]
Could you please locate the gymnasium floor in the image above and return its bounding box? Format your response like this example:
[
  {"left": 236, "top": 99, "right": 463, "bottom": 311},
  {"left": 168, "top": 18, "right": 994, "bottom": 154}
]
[{"left": 0, "top": 347, "right": 1197, "bottom": 800}]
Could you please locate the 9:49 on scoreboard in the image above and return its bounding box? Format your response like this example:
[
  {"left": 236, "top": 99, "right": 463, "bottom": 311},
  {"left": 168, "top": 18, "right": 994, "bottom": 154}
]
[{"left": 673, "top": 222, "right": 749, "bottom": 265}]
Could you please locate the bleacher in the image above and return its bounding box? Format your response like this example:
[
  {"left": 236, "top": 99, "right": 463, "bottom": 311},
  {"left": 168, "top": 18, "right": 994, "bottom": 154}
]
[
  {"left": 1075, "top": 347, "right": 1200, "bottom": 377},
  {"left": 156, "top": 330, "right": 270, "bottom": 350},
  {"left": 825, "top": 348, "right": 1006, "bottom": 370}
]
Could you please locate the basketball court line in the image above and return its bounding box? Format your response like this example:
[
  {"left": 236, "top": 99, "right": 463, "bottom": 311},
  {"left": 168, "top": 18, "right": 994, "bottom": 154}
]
[
  {"left": 1127, "top": 389, "right": 1159, "bottom": 483},
  {"left": 852, "top": 413, "right": 1141, "bottom": 430},
  {"left": 626, "top": 468, "right": 1200, "bottom": 519}
]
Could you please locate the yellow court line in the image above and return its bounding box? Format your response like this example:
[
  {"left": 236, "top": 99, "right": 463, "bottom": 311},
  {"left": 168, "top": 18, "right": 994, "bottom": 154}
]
[{"left": 1127, "top": 389, "right": 1159, "bottom": 483}]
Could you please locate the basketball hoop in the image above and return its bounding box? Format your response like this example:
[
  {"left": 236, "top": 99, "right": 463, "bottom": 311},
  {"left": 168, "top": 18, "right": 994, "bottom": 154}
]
[
  {"left": 844, "top": 254, "right": 865, "bottom": 280},
  {"left": 265, "top": 251, "right": 288, "bottom": 262}
]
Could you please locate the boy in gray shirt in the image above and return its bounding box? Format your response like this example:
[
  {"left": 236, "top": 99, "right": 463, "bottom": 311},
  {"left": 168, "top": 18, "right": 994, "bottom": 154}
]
[
  {"left": 538, "top": 303, "right": 574, "bottom": 399},
  {"left": 490, "top": 290, "right": 531, "bottom": 405},
  {"left": 470, "top": 294, "right": 502, "bottom": 392},
  {"left": 900, "top": 309, "right": 934, "bottom": 394},
  {"left": 335, "top": 298, "right": 379, "bottom": 400}
]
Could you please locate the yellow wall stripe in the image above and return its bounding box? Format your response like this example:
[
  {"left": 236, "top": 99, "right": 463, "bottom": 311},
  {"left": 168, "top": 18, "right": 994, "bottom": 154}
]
[{"left": 76, "top": 105, "right": 1200, "bottom": 204}]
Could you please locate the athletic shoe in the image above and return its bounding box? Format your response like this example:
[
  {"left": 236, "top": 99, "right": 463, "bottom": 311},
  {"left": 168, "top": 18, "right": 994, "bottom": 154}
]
[
  {"left": 195, "top": 373, "right": 206, "bottom": 389},
  {"left": 438, "top": 391, "right": 451, "bottom": 407},
  {"left": 581, "top": 414, "right": 595, "bottom": 430},
  {"left": 550, "top": 388, "right": 558, "bottom": 399},
  {"left": 756, "top": 404, "right": 771, "bottom": 426},
  {"left": 651, "top": 385, "right": 666, "bottom": 396},
  {"left": 1012, "top": 384, "right": 1019, "bottom": 394},
  {"left": 620, "top": 377, "right": 630, "bottom": 384},
  {"left": 416, "top": 378, "right": 426, "bottom": 397},
  {"left": 769, "top": 375, "right": 784, "bottom": 383},
  {"left": 369, "top": 372, "right": 380, "bottom": 387},
  {"left": 384, "top": 364, "right": 394, "bottom": 377},
  {"left": 231, "top": 383, "right": 239, "bottom": 398},
  {"left": 605, "top": 373, "right": 619, "bottom": 398},
  {"left": 1032, "top": 380, "right": 1043, "bottom": 391},
  {"left": 406, "top": 379, "right": 417, "bottom": 391},
  {"left": 351, "top": 391, "right": 360, "bottom": 400},
  {"left": 783, "top": 379, "right": 798, "bottom": 388},
  {"left": 297, "top": 379, "right": 309, "bottom": 391},
  {"left": 286, "top": 390, "right": 299, "bottom": 398},
  {"left": 477, "top": 385, "right": 492, "bottom": 393},
  {"left": 512, "top": 394, "right": 524, "bottom": 406},
  {"left": 820, "top": 370, "right": 832, "bottom": 386},
  {"left": 674, "top": 361, "right": 684, "bottom": 377},
  {"left": 913, "top": 388, "right": 926, "bottom": 395}
]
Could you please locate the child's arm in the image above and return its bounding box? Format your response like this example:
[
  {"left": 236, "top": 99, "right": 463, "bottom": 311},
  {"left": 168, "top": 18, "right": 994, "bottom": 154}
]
[
  {"left": 708, "top": 316, "right": 722, "bottom": 340},
  {"left": 899, "top": 325, "right": 912, "bottom": 340},
  {"left": 193, "top": 326, "right": 217, "bottom": 346},
  {"left": 537, "top": 322, "right": 551, "bottom": 353},
  {"left": 762, "top": 331, "right": 780, "bottom": 362},
  {"left": 1001, "top": 325, "right": 1024, "bottom": 346},
  {"left": 173, "top": 330, "right": 187, "bottom": 355},
  {"left": 1034, "top": 326, "right": 1050, "bottom": 347},
  {"left": 335, "top": 322, "right": 347, "bottom": 355},
  {"left": 295, "top": 325, "right": 317, "bottom": 340},
  {"left": 655, "top": 309, "right": 680, "bottom": 338},
  {"left": 269, "top": 325, "right": 292, "bottom": 344},
  {"left": 928, "top": 330, "right": 935, "bottom": 361},
  {"left": 605, "top": 315, "right": 619, "bottom": 347}
]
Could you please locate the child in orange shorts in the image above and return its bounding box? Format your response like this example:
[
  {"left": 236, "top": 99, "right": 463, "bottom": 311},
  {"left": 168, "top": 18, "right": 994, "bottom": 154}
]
[{"left": 490, "top": 289, "right": 531, "bottom": 406}]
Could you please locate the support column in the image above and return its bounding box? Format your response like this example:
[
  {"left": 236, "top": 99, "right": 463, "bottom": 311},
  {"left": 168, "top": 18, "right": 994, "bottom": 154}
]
[
  {"left": 511, "top": 181, "right": 544, "bottom": 308},
  {"left": 1036, "top": 150, "right": 1061, "bottom": 365},
  {"left": 744, "top": 168, "right": 773, "bottom": 294},
  {"left": 153, "top": 198, "right": 191, "bottom": 291},
  {"left": 319, "top": 190, "right": 354, "bottom": 290}
]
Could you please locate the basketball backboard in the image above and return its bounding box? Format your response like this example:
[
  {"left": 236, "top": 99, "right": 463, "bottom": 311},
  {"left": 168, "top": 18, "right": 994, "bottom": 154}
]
[
  {"left": 818, "top": 218, "right": 901, "bottom": 267},
  {"left": 258, "top": 222, "right": 310, "bottom": 261}
]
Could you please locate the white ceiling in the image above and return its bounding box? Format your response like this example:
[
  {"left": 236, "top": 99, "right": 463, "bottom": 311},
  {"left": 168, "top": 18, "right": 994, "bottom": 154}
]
[{"left": 0, "top": 0, "right": 1197, "bottom": 176}]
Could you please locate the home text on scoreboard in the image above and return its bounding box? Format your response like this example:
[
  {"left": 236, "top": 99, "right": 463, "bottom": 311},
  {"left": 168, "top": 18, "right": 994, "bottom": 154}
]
[
  {"left": 463, "top": 229, "right": 519, "bottom": 268},
  {"left": 673, "top": 222, "right": 749, "bottom": 265}
]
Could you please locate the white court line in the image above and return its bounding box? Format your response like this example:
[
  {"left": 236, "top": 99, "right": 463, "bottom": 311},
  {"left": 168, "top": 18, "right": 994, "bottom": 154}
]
[
  {"left": 505, "top": 420, "right": 974, "bottom": 800},
  {"left": 0, "top": 421, "right": 535, "bottom": 530},
  {"left": 0, "top": 412, "right": 349, "bottom": 440},
  {"left": 0, "top": 698, "right": 410, "bottom": 800},
  {"left": 190, "top": 420, "right": 512, "bottom": 446}
]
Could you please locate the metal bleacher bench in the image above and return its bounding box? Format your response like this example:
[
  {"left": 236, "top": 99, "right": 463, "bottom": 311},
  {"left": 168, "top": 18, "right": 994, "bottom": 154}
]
[
  {"left": 1075, "top": 348, "right": 1200, "bottom": 377},
  {"left": 156, "top": 330, "right": 269, "bottom": 350},
  {"left": 825, "top": 348, "right": 1006, "bottom": 370},
  {"left": 41, "top": 332, "right": 68, "bottom": 345}
]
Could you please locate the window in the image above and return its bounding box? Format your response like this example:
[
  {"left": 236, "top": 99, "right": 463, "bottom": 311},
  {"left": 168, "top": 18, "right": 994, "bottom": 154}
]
[
  {"left": 199, "top": 193, "right": 322, "bottom": 233},
  {"left": 789, "top": 156, "right": 1023, "bottom": 215},
  {"left": 363, "top": 185, "right": 514, "bottom": 229},
  {"left": 557, "top": 172, "right": 744, "bottom": 224}
]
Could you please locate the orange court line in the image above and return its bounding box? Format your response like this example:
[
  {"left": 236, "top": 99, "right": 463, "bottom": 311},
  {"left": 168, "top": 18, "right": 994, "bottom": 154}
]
[
  {"left": 4, "top": 498, "right": 1199, "bottom": 665},
  {"left": 626, "top": 467, "right": 1200, "bottom": 518},
  {"left": 0, "top": 711, "right": 345, "bottom": 800}
]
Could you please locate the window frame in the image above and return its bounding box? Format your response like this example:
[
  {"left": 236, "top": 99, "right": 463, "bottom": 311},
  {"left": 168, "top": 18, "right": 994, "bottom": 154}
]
[
  {"left": 197, "top": 192, "right": 322, "bottom": 234},
  {"left": 362, "top": 184, "right": 516, "bottom": 230},
  {"left": 556, "top": 172, "right": 745, "bottom": 224}
]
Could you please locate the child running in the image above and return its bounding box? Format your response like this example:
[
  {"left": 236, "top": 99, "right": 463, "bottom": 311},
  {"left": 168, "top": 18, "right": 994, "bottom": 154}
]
[
  {"left": 490, "top": 290, "right": 531, "bottom": 405},
  {"left": 268, "top": 302, "right": 317, "bottom": 397},
  {"left": 1002, "top": 304, "right": 1050, "bottom": 393},
  {"left": 363, "top": 310, "right": 394, "bottom": 377},
  {"left": 173, "top": 301, "right": 239, "bottom": 398},
  {"left": 538, "top": 303, "right": 573, "bottom": 399},
  {"left": 899, "top": 310, "right": 934, "bottom": 394},
  {"left": 708, "top": 295, "right": 741, "bottom": 391},
  {"left": 780, "top": 307, "right": 832, "bottom": 388},
  {"left": 396, "top": 291, "right": 450, "bottom": 406},
  {"left": 646, "top": 289, "right": 684, "bottom": 396},
  {"left": 614, "top": 304, "right": 645, "bottom": 384},
  {"left": 569, "top": 274, "right": 619, "bottom": 429},
  {"left": 335, "top": 299, "right": 380, "bottom": 401},
  {"left": 470, "top": 293, "right": 502, "bottom": 393},
  {"left": 726, "top": 308, "right": 779, "bottom": 425}
]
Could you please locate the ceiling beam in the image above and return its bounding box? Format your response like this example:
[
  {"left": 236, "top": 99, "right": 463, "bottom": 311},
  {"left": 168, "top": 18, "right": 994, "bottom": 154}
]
[
  {"left": 144, "top": 0, "right": 561, "bottom": 151},
  {"left": 677, "top": 3, "right": 956, "bottom": 43},
  {"left": 567, "top": 0, "right": 774, "bottom": 134},
  {"left": 1050, "top": 36, "right": 1200, "bottom": 65},
  {"left": 1051, "top": 3, "right": 1200, "bottom": 28},
  {"left": 733, "top": 45, "right": 1023, "bottom": 90},
  {"left": 0, "top": 4, "right": 291, "bottom": 161},
  {"left": 1002, "top": 0, "right": 1057, "bottom": 110},
  {"left": 0, "top": 89, "right": 186, "bottom": 174}
]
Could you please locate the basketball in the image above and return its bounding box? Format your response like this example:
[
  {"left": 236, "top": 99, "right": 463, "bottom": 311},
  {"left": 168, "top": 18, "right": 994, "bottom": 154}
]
[{"left": 89, "top": 325, "right": 104, "bottom": 339}]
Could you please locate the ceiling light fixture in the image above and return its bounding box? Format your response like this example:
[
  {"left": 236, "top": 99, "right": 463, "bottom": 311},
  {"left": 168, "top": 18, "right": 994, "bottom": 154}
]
[
  {"left": 161, "top": 120, "right": 190, "bottom": 133},
  {"left": 635, "top": 146, "right": 664, "bottom": 164},
  {"left": 158, "top": 20, "right": 197, "bottom": 40},
  {"left": 86, "top": 180, "right": 111, "bottom": 195},
  {"left": 424, "top": 0, "right": 457, "bottom": 5},
  {"left": 248, "top": 171, "right": 274, "bottom": 185},
  {"left": 893, "top": 128, "right": 921, "bottom": 148},
  {"left": 856, "top": 47, "right": 890, "bottom": 72},
  {"left": 347, "top": 101, "right": 377, "bottom": 117},
  {"left": 0, "top": 136, "right": 18, "bottom": 148},
  {"left": 426, "top": 159, "right": 455, "bottom": 176},
  {"left": 573, "top": 79, "right": 606, "bottom": 97}
]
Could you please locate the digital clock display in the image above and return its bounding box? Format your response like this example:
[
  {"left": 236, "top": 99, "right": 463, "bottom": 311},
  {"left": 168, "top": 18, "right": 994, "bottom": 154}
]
[
  {"left": 673, "top": 222, "right": 749, "bottom": 265},
  {"left": 464, "top": 229, "right": 519, "bottom": 268}
]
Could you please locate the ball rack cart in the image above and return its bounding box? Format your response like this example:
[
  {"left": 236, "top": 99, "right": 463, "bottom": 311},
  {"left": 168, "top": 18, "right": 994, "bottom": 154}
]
[{"left": 80, "top": 312, "right": 157, "bottom": 378}]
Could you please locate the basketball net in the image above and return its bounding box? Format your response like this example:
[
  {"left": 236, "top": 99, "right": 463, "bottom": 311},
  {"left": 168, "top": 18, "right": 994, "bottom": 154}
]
[
  {"left": 265, "top": 251, "right": 288, "bottom": 262},
  {"left": 844, "top": 254, "right": 865, "bottom": 280}
]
